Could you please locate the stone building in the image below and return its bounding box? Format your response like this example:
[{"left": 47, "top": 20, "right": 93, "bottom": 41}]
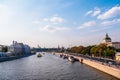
[{"left": 8, "top": 41, "right": 31, "bottom": 55}]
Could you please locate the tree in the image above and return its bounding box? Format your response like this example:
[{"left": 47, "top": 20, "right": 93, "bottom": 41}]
[
  {"left": 70, "top": 46, "right": 84, "bottom": 53},
  {"left": 116, "top": 48, "right": 120, "bottom": 52},
  {"left": 81, "top": 45, "right": 94, "bottom": 55},
  {"left": 105, "top": 47, "right": 115, "bottom": 59},
  {"left": 90, "top": 44, "right": 107, "bottom": 57},
  {"left": 70, "top": 44, "right": 115, "bottom": 59},
  {"left": 90, "top": 46, "right": 99, "bottom": 57},
  {"left": 70, "top": 46, "right": 78, "bottom": 53},
  {"left": 2, "top": 46, "right": 8, "bottom": 52}
]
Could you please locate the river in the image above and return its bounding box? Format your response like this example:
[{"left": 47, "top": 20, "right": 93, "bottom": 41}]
[{"left": 0, "top": 53, "right": 119, "bottom": 80}]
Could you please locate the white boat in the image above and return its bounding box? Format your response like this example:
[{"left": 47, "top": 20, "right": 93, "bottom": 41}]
[
  {"left": 36, "top": 53, "right": 42, "bottom": 57},
  {"left": 68, "top": 56, "right": 75, "bottom": 62}
]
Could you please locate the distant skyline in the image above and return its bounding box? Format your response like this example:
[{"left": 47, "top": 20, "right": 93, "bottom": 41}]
[{"left": 0, "top": 0, "right": 120, "bottom": 48}]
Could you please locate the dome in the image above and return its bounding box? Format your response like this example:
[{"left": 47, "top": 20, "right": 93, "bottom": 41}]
[
  {"left": 104, "top": 33, "right": 111, "bottom": 40},
  {"left": 102, "top": 33, "right": 112, "bottom": 43}
]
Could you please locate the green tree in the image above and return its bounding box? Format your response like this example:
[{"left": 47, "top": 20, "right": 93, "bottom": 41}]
[
  {"left": 105, "top": 47, "right": 115, "bottom": 59},
  {"left": 81, "top": 45, "right": 94, "bottom": 55},
  {"left": 2, "top": 46, "right": 8, "bottom": 52},
  {"left": 116, "top": 48, "right": 120, "bottom": 52}
]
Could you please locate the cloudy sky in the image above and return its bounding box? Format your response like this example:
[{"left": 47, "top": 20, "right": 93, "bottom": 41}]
[{"left": 0, "top": 0, "right": 120, "bottom": 48}]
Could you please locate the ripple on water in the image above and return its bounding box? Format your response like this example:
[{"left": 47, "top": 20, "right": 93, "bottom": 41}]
[{"left": 0, "top": 53, "right": 119, "bottom": 80}]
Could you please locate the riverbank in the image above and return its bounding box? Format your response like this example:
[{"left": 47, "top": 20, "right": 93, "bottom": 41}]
[
  {"left": 59, "top": 53, "right": 120, "bottom": 79},
  {"left": 0, "top": 53, "right": 34, "bottom": 62}
]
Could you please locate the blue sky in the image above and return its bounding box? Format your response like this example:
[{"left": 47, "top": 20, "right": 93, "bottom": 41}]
[{"left": 0, "top": 0, "right": 120, "bottom": 48}]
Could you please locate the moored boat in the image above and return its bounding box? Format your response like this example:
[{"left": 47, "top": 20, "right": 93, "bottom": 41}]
[
  {"left": 68, "top": 56, "right": 75, "bottom": 63},
  {"left": 60, "top": 54, "right": 63, "bottom": 58}
]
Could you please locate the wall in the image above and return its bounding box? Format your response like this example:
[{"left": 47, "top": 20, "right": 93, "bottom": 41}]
[{"left": 73, "top": 56, "right": 120, "bottom": 79}]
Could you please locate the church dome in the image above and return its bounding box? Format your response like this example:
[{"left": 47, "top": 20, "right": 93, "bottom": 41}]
[{"left": 102, "top": 33, "right": 112, "bottom": 43}]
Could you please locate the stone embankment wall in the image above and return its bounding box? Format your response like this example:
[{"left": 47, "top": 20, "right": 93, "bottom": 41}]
[
  {"left": 73, "top": 56, "right": 120, "bottom": 79},
  {"left": 59, "top": 53, "right": 120, "bottom": 79}
]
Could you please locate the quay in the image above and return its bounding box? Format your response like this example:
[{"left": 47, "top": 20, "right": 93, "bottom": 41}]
[
  {"left": 60, "top": 53, "right": 120, "bottom": 79},
  {"left": 0, "top": 54, "right": 34, "bottom": 62}
]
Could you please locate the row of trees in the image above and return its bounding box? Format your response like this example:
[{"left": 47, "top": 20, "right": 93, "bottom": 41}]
[{"left": 70, "top": 43, "right": 115, "bottom": 59}]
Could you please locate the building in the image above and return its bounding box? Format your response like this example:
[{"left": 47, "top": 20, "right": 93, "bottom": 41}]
[
  {"left": 102, "top": 33, "right": 120, "bottom": 49},
  {"left": 8, "top": 41, "right": 31, "bottom": 55},
  {"left": 102, "top": 33, "right": 112, "bottom": 43},
  {"left": 24, "top": 45, "right": 31, "bottom": 54}
]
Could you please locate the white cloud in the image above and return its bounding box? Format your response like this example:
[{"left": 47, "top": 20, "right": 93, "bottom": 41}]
[
  {"left": 85, "top": 10, "right": 93, "bottom": 16},
  {"left": 43, "top": 15, "right": 65, "bottom": 24},
  {"left": 92, "top": 7, "right": 101, "bottom": 16},
  {"left": 40, "top": 25, "right": 70, "bottom": 33},
  {"left": 97, "top": 6, "right": 120, "bottom": 19},
  {"left": 101, "top": 18, "right": 120, "bottom": 26},
  {"left": 78, "top": 21, "right": 96, "bottom": 29},
  {"left": 85, "top": 7, "right": 101, "bottom": 16},
  {"left": 50, "top": 16, "right": 64, "bottom": 23}
]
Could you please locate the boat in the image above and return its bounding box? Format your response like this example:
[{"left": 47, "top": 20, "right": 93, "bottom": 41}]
[
  {"left": 37, "top": 53, "right": 42, "bottom": 57},
  {"left": 68, "top": 56, "right": 75, "bottom": 63},
  {"left": 60, "top": 54, "right": 63, "bottom": 58}
]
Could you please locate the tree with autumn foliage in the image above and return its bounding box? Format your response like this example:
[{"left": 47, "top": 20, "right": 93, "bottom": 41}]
[
  {"left": 70, "top": 43, "right": 115, "bottom": 59},
  {"left": 70, "top": 46, "right": 84, "bottom": 53}
]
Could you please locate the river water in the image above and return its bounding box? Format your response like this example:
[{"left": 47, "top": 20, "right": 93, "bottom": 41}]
[{"left": 0, "top": 53, "right": 119, "bottom": 80}]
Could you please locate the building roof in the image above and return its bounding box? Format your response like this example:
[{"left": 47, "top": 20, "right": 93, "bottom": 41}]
[{"left": 103, "top": 33, "right": 111, "bottom": 41}]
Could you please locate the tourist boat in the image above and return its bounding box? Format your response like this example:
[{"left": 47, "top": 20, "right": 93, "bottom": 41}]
[
  {"left": 37, "top": 53, "right": 42, "bottom": 57},
  {"left": 68, "top": 56, "right": 75, "bottom": 62}
]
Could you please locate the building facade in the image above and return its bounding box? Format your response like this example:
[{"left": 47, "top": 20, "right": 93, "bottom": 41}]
[
  {"left": 24, "top": 45, "right": 31, "bottom": 54},
  {"left": 8, "top": 41, "right": 31, "bottom": 55}
]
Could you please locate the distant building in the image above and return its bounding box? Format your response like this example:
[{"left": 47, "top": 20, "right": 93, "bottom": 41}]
[
  {"left": 0, "top": 45, "right": 3, "bottom": 51},
  {"left": 8, "top": 41, "right": 31, "bottom": 55},
  {"left": 101, "top": 33, "right": 120, "bottom": 49},
  {"left": 24, "top": 45, "right": 31, "bottom": 54}
]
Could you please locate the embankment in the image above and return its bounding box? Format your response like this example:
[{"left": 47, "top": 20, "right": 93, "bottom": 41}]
[
  {"left": 61, "top": 53, "right": 120, "bottom": 79},
  {"left": 0, "top": 54, "right": 34, "bottom": 62}
]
